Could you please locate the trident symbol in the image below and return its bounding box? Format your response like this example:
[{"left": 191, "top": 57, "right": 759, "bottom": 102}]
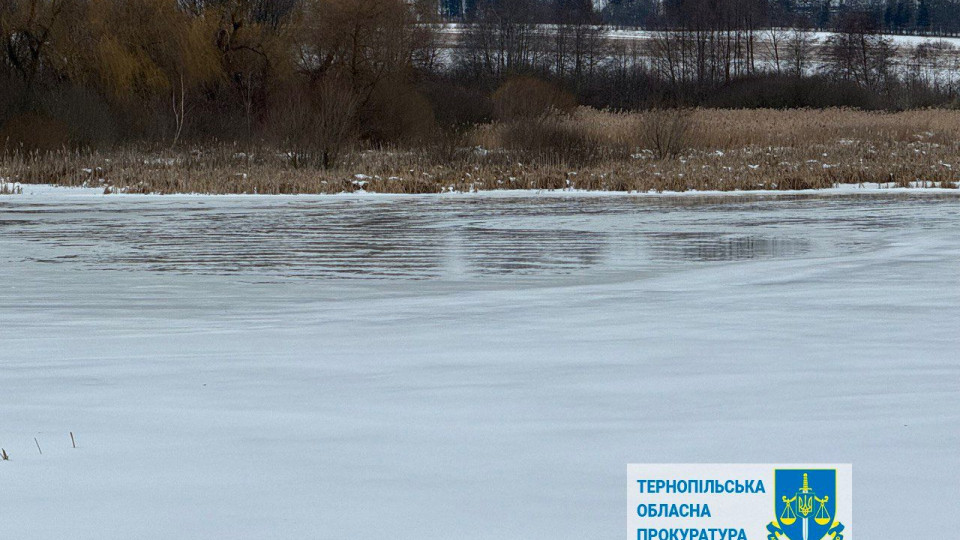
[{"left": 779, "top": 473, "right": 831, "bottom": 540}]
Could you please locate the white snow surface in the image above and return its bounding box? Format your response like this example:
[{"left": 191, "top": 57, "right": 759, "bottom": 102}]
[
  {"left": 1, "top": 187, "right": 959, "bottom": 539},
  {"left": 440, "top": 23, "right": 960, "bottom": 48}
]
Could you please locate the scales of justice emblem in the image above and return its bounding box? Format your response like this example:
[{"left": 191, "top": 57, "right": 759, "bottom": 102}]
[{"left": 767, "top": 470, "right": 845, "bottom": 540}]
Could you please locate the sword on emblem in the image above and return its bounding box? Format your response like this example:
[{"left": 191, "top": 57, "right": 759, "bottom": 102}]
[{"left": 780, "top": 473, "right": 831, "bottom": 540}]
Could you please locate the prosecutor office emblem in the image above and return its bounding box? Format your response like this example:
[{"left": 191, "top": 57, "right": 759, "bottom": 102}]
[{"left": 767, "top": 469, "right": 845, "bottom": 540}]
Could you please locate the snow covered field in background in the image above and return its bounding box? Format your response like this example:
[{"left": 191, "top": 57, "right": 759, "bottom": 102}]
[
  {"left": 440, "top": 23, "right": 960, "bottom": 48},
  {"left": 437, "top": 25, "right": 960, "bottom": 81},
  {"left": 1, "top": 187, "right": 958, "bottom": 539}
]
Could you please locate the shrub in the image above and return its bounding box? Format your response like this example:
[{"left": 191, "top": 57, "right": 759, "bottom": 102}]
[
  {"left": 0, "top": 113, "right": 70, "bottom": 151},
  {"left": 498, "top": 116, "right": 603, "bottom": 166},
  {"left": 364, "top": 83, "right": 438, "bottom": 145},
  {"left": 422, "top": 79, "right": 494, "bottom": 130},
  {"left": 269, "top": 77, "right": 359, "bottom": 169},
  {"left": 492, "top": 76, "right": 576, "bottom": 122},
  {"left": 641, "top": 109, "right": 692, "bottom": 159}
]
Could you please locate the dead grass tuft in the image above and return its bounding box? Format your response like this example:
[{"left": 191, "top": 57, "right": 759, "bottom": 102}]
[{"left": 1, "top": 181, "right": 23, "bottom": 195}]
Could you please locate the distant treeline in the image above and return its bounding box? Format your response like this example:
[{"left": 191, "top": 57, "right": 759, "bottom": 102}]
[
  {"left": 2, "top": 0, "right": 959, "bottom": 156},
  {"left": 441, "top": 0, "right": 960, "bottom": 36}
]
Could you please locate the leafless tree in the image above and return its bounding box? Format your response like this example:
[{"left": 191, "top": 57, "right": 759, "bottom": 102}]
[
  {"left": 642, "top": 108, "right": 692, "bottom": 159},
  {"left": 785, "top": 27, "right": 815, "bottom": 77},
  {"left": 823, "top": 13, "right": 897, "bottom": 90}
]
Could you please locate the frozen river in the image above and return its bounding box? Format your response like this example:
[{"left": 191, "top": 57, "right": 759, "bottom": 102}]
[{"left": 1, "top": 188, "right": 958, "bottom": 539}]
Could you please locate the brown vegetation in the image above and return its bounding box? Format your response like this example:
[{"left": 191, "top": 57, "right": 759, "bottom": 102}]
[
  {"left": 1, "top": 0, "right": 435, "bottom": 160},
  {"left": 5, "top": 1, "right": 960, "bottom": 153},
  {"left": 4, "top": 108, "right": 958, "bottom": 194},
  {"left": 3, "top": 1, "right": 960, "bottom": 195}
]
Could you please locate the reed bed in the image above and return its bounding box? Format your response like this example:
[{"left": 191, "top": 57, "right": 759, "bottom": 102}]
[{"left": 3, "top": 108, "right": 959, "bottom": 194}]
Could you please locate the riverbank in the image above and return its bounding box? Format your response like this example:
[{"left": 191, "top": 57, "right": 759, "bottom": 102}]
[{"left": 4, "top": 108, "right": 959, "bottom": 195}]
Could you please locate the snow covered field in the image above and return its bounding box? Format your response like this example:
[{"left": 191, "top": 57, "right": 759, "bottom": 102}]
[
  {"left": 1, "top": 187, "right": 958, "bottom": 539},
  {"left": 437, "top": 25, "right": 960, "bottom": 82},
  {"left": 440, "top": 23, "right": 960, "bottom": 49}
]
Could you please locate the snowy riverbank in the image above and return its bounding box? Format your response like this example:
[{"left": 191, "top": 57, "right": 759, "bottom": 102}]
[{"left": 10, "top": 181, "right": 960, "bottom": 199}]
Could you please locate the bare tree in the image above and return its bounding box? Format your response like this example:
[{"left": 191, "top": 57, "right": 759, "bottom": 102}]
[
  {"left": 785, "top": 27, "right": 814, "bottom": 77},
  {"left": 1, "top": 0, "right": 76, "bottom": 107},
  {"left": 277, "top": 76, "right": 359, "bottom": 169},
  {"left": 642, "top": 108, "right": 692, "bottom": 159},
  {"left": 456, "top": 0, "right": 551, "bottom": 77},
  {"left": 823, "top": 13, "right": 897, "bottom": 90}
]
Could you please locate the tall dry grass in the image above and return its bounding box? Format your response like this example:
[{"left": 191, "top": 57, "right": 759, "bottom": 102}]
[
  {"left": 0, "top": 182, "right": 23, "bottom": 195},
  {"left": 3, "top": 108, "right": 959, "bottom": 194}
]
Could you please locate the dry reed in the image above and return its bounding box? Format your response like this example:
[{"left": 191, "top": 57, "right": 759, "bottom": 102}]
[
  {"left": 2, "top": 108, "right": 959, "bottom": 194},
  {"left": 0, "top": 181, "right": 23, "bottom": 195}
]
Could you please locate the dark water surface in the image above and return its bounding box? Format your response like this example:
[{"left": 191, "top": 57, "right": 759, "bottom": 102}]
[{"left": 4, "top": 193, "right": 958, "bottom": 280}]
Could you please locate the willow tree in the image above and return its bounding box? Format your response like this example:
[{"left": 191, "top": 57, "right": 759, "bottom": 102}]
[
  {"left": 291, "top": 0, "right": 438, "bottom": 144},
  {"left": 295, "top": 0, "right": 436, "bottom": 102},
  {"left": 1, "top": 0, "right": 80, "bottom": 108},
  {"left": 70, "top": 0, "right": 221, "bottom": 144},
  {"left": 202, "top": 0, "right": 299, "bottom": 134}
]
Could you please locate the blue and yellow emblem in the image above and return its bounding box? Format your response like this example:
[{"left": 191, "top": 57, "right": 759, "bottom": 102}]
[{"left": 767, "top": 470, "right": 845, "bottom": 540}]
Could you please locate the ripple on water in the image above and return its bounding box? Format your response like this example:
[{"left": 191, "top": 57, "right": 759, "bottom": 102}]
[{"left": 2, "top": 194, "right": 957, "bottom": 280}]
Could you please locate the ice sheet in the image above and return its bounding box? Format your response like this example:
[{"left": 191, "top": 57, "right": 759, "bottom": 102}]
[{"left": 1, "top": 189, "right": 958, "bottom": 538}]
